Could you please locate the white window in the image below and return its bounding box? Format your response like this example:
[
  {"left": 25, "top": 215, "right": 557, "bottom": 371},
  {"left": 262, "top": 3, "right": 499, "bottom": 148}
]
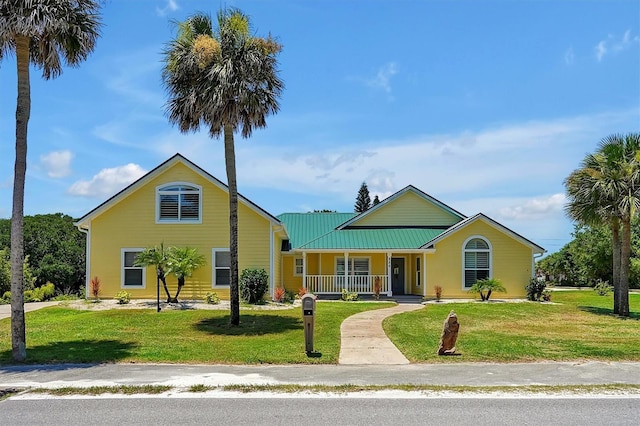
[
  {"left": 156, "top": 183, "right": 201, "bottom": 223},
  {"left": 463, "top": 237, "right": 491, "bottom": 288},
  {"left": 336, "top": 258, "right": 370, "bottom": 276},
  {"left": 416, "top": 258, "right": 421, "bottom": 287},
  {"left": 212, "top": 249, "right": 231, "bottom": 287},
  {"left": 294, "top": 257, "right": 303, "bottom": 276},
  {"left": 122, "top": 249, "right": 145, "bottom": 288}
]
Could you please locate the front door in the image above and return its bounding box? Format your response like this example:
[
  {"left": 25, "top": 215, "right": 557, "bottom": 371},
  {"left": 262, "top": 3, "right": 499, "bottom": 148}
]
[{"left": 391, "top": 257, "right": 405, "bottom": 295}]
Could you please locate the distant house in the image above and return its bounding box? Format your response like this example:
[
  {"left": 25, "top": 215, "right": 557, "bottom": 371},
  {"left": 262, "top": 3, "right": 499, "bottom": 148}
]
[{"left": 75, "top": 154, "right": 544, "bottom": 300}]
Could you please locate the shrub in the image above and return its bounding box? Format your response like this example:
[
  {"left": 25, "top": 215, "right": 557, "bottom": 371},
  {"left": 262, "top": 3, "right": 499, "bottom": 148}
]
[
  {"left": 434, "top": 285, "right": 443, "bottom": 301},
  {"left": 284, "top": 290, "right": 296, "bottom": 303},
  {"left": 239, "top": 268, "right": 269, "bottom": 304},
  {"left": 24, "top": 283, "right": 56, "bottom": 302},
  {"left": 115, "top": 290, "right": 131, "bottom": 304},
  {"left": 468, "top": 278, "right": 506, "bottom": 301},
  {"left": 541, "top": 289, "right": 552, "bottom": 302},
  {"left": 273, "top": 287, "right": 286, "bottom": 303},
  {"left": 90, "top": 276, "right": 101, "bottom": 300},
  {"left": 341, "top": 288, "right": 358, "bottom": 301},
  {"left": 593, "top": 280, "right": 612, "bottom": 296},
  {"left": 205, "top": 291, "right": 220, "bottom": 305},
  {"left": 297, "top": 287, "right": 307, "bottom": 298},
  {"left": 526, "top": 278, "right": 547, "bottom": 301},
  {"left": 1, "top": 291, "right": 10, "bottom": 304}
]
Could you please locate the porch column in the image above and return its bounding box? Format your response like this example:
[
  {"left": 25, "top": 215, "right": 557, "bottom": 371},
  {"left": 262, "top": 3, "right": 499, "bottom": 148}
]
[
  {"left": 302, "top": 251, "right": 307, "bottom": 289},
  {"left": 386, "top": 252, "right": 392, "bottom": 296},
  {"left": 344, "top": 252, "right": 349, "bottom": 291},
  {"left": 423, "top": 252, "right": 427, "bottom": 298}
]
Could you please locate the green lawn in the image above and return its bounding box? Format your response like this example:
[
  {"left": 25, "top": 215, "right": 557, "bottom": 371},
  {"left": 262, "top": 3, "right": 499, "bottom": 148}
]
[
  {"left": 384, "top": 290, "right": 640, "bottom": 363},
  {"left": 0, "top": 301, "right": 394, "bottom": 365}
]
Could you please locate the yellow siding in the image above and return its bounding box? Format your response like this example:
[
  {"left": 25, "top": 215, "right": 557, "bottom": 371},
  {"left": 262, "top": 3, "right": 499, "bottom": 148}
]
[
  {"left": 426, "top": 220, "right": 532, "bottom": 298},
  {"left": 89, "top": 162, "right": 273, "bottom": 300},
  {"left": 282, "top": 255, "right": 303, "bottom": 293},
  {"left": 352, "top": 191, "right": 460, "bottom": 227}
]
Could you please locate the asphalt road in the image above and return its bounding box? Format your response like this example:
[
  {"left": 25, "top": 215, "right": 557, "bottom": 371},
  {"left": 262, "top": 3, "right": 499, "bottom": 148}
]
[{"left": 2, "top": 396, "right": 638, "bottom": 426}]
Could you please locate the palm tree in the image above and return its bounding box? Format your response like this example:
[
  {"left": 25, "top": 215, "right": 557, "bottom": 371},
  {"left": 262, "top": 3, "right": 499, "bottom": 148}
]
[
  {"left": 468, "top": 278, "right": 506, "bottom": 301},
  {"left": 0, "top": 0, "right": 102, "bottom": 361},
  {"left": 162, "top": 8, "right": 283, "bottom": 325},
  {"left": 134, "top": 244, "right": 171, "bottom": 303},
  {"left": 165, "top": 247, "right": 206, "bottom": 303},
  {"left": 565, "top": 133, "right": 640, "bottom": 316}
]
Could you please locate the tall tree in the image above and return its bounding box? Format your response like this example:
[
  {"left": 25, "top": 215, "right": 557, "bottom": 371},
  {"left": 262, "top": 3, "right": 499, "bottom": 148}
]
[
  {"left": 565, "top": 133, "right": 640, "bottom": 316},
  {"left": 355, "top": 182, "right": 372, "bottom": 213},
  {"left": 0, "top": 0, "right": 102, "bottom": 361},
  {"left": 162, "top": 8, "right": 283, "bottom": 325}
]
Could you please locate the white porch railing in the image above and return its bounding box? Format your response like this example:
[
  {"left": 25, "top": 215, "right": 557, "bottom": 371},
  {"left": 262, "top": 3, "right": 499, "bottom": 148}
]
[{"left": 305, "top": 275, "right": 389, "bottom": 294}]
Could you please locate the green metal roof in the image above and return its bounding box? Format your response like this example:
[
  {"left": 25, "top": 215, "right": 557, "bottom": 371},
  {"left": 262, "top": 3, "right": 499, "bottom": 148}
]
[
  {"left": 277, "top": 213, "right": 354, "bottom": 249},
  {"left": 278, "top": 212, "right": 447, "bottom": 250}
]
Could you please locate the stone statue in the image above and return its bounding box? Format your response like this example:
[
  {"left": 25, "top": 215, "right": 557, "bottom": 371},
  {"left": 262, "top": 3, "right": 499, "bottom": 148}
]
[{"left": 437, "top": 310, "right": 459, "bottom": 355}]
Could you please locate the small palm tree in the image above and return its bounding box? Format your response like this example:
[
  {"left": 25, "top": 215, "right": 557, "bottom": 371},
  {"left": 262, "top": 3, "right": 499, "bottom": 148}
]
[
  {"left": 165, "top": 247, "right": 206, "bottom": 303},
  {"left": 134, "top": 244, "right": 171, "bottom": 302},
  {"left": 162, "top": 8, "right": 283, "bottom": 325},
  {"left": 0, "top": 0, "right": 102, "bottom": 362},
  {"left": 468, "top": 278, "right": 506, "bottom": 301}
]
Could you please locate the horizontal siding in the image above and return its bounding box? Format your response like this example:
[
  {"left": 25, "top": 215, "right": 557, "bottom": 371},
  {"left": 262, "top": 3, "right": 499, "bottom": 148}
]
[
  {"left": 426, "top": 220, "right": 532, "bottom": 298},
  {"left": 353, "top": 191, "right": 460, "bottom": 227},
  {"left": 89, "top": 162, "right": 272, "bottom": 300}
]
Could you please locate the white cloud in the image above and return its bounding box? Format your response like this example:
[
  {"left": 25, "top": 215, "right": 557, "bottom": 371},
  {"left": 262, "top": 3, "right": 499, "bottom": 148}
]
[
  {"left": 40, "top": 150, "right": 73, "bottom": 178},
  {"left": 595, "top": 30, "right": 639, "bottom": 61},
  {"left": 68, "top": 163, "right": 147, "bottom": 198},
  {"left": 156, "top": 0, "right": 179, "bottom": 17},
  {"left": 498, "top": 194, "right": 566, "bottom": 220},
  {"left": 365, "top": 62, "right": 398, "bottom": 94},
  {"left": 564, "top": 47, "right": 574, "bottom": 65}
]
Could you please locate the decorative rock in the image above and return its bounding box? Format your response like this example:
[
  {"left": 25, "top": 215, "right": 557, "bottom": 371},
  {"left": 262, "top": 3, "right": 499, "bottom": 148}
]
[{"left": 437, "top": 310, "right": 459, "bottom": 355}]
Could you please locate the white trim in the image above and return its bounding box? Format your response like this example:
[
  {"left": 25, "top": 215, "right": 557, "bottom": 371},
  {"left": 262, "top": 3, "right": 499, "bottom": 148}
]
[
  {"left": 422, "top": 252, "right": 427, "bottom": 298},
  {"left": 121, "top": 248, "right": 146, "bottom": 289},
  {"left": 461, "top": 235, "right": 492, "bottom": 290},
  {"left": 78, "top": 225, "right": 90, "bottom": 299},
  {"left": 415, "top": 256, "right": 421, "bottom": 287},
  {"left": 212, "top": 248, "right": 231, "bottom": 288},
  {"left": 155, "top": 181, "right": 202, "bottom": 224}
]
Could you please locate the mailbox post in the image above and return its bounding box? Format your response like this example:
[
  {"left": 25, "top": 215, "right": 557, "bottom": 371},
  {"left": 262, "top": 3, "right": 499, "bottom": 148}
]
[{"left": 301, "top": 293, "right": 316, "bottom": 353}]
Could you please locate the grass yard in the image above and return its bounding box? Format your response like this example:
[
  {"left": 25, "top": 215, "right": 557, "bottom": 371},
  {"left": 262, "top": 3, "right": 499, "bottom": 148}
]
[
  {"left": 0, "top": 301, "right": 394, "bottom": 365},
  {"left": 384, "top": 290, "right": 640, "bottom": 363}
]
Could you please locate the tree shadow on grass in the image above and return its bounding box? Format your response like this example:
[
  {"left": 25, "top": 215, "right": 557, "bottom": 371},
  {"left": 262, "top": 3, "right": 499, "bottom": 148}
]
[
  {"left": 194, "top": 314, "right": 302, "bottom": 336},
  {"left": 0, "top": 339, "right": 137, "bottom": 366},
  {"left": 578, "top": 306, "right": 640, "bottom": 320}
]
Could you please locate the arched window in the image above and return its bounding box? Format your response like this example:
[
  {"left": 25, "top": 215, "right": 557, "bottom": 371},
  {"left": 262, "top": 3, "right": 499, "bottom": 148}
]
[
  {"left": 156, "top": 183, "right": 201, "bottom": 223},
  {"left": 463, "top": 237, "right": 491, "bottom": 288}
]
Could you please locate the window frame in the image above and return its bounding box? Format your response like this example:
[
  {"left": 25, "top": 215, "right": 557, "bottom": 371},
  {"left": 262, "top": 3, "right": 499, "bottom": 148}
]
[
  {"left": 293, "top": 257, "right": 303, "bottom": 276},
  {"left": 121, "top": 248, "right": 146, "bottom": 289},
  {"left": 462, "top": 236, "right": 492, "bottom": 289},
  {"left": 212, "top": 248, "right": 231, "bottom": 288},
  {"left": 335, "top": 257, "right": 371, "bottom": 276},
  {"left": 156, "top": 182, "right": 202, "bottom": 224},
  {"left": 416, "top": 257, "right": 421, "bottom": 287}
]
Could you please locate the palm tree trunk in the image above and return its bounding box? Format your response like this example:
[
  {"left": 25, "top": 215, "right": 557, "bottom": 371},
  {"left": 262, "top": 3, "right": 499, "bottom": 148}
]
[
  {"left": 11, "top": 35, "right": 30, "bottom": 362},
  {"left": 173, "top": 278, "right": 185, "bottom": 302},
  {"left": 224, "top": 123, "right": 240, "bottom": 326},
  {"left": 611, "top": 217, "right": 622, "bottom": 314},
  {"left": 619, "top": 216, "right": 631, "bottom": 317},
  {"left": 158, "top": 269, "right": 171, "bottom": 301}
]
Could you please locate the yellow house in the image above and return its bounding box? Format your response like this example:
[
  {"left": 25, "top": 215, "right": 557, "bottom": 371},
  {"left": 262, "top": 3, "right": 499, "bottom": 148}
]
[
  {"left": 76, "top": 154, "right": 544, "bottom": 300},
  {"left": 75, "top": 154, "right": 286, "bottom": 301},
  {"left": 279, "top": 186, "right": 545, "bottom": 299}
]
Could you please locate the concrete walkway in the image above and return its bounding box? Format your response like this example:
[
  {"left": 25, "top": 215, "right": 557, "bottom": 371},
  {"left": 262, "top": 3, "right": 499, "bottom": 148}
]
[
  {"left": 339, "top": 303, "right": 424, "bottom": 365},
  {"left": 0, "top": 301, "right": 59, "bottom": 320}
]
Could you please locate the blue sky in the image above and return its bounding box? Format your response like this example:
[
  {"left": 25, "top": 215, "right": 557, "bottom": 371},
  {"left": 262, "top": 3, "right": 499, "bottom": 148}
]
[{"left": 1, "top": 0, "right": 639, "bottom": 255}]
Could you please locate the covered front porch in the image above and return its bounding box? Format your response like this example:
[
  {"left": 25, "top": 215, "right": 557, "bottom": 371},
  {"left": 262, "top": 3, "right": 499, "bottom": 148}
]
[{"left": 292, "top": 251, "right": 431, "bottom": 296}]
